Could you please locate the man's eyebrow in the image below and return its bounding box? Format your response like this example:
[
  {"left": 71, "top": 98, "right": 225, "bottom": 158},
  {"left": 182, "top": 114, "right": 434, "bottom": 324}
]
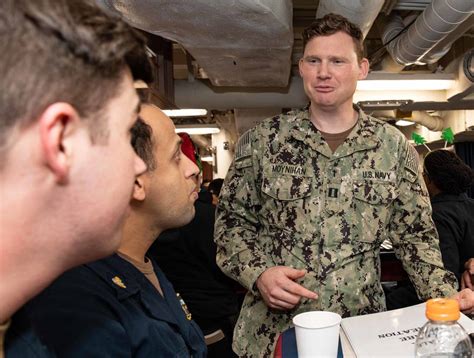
[{"left": 174, "top": 138, "right": 183, "bottom": 155}]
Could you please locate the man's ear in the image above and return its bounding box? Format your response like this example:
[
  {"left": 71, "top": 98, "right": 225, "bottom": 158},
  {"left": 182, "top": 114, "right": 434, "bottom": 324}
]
[
  {"left": 358, "top": 58, "right": 369, "bottom": 80},
  {"left": 39, "top": 103, "right": 81, "bottom": 184},
  {"left": 133, "top": 176, "right": 146, "bottom": 201},
  {"left": 298, "top": 58, "right": 304, "bottom": 78}
]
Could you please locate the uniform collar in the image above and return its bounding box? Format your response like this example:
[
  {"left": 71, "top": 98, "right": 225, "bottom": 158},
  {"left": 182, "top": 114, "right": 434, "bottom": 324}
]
[
  {"left": 86, "top": 254, "right": 182, "bottom": 327},
  {"left": 289, "top": 106, "right": 379, "bottom": 158}
]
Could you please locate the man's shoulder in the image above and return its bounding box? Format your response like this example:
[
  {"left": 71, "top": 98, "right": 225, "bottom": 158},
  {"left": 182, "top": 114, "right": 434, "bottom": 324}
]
[
  {"left": 237, "top": 109, "right": 302, "bottom": 148},
  {"left": 364, "top": 112, "right": 406, "bottom": 140},
  {"left": 37, "top": 256, "right": 122, "bottom": 301},
  {"left": 257, "top": 108, "right": 303, "bottom": 129}
]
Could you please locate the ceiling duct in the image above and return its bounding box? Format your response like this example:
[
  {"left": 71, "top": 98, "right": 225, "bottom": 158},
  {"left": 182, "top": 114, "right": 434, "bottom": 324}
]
[
  {"left": 410, "top": 111, "right": 445, "bottom": 131},
  {"left": 382, "top": 0, "right": 473, "bottom": 67},
  {"left": 316, "top": 0, "right": 385, "bottom": 38},
  {"left": 96, "top": 0, "right": 293, "bottom": 87}
]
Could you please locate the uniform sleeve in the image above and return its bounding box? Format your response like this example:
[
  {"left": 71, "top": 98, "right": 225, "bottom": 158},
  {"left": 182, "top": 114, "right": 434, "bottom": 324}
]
[
  {"left": 28, "top": 270, "right": 132, "bottom": 358},
  {"left": 389, "top": 141, "right": 458, "bottom": 300},
  {"left": 432, "top": 211, "right": 461, "bottom": 282},
  {"left": 214, "top": 129, "right": 274, "bottom": 292}
]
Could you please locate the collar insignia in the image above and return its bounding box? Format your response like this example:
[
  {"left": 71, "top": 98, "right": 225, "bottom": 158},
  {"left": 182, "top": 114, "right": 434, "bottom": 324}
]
[{"left": 112, "top": 276, "right": 127, "bottom": 289}]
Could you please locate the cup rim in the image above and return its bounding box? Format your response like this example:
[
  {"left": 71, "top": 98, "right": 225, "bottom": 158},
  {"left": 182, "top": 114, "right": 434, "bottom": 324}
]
[{"left": 293, "top": 311, "right": 342, "bottom": 329}]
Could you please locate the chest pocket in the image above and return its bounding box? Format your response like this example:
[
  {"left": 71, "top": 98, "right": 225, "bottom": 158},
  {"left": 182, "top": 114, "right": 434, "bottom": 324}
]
[
  {"left": 262, "top": 175, "right": 312, "bottom": 200},
  {"left": 261, "top": 175, "right": 313, "bottom": 232},
  {"left": 352, "top": 180, "right": 398, "bottom": 243}
]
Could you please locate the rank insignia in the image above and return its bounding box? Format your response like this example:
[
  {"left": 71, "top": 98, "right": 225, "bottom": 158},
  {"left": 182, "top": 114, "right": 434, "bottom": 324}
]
[
  {"left": 112, "top": 276, "right": 126, "bottom": 289},
  {"left": 176, "top": 293, "right": 192, "bottom": 320}
]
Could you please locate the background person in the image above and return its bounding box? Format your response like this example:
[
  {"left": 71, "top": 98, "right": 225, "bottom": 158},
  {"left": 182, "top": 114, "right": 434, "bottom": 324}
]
[
  {"left": 461, "top": 258, "right": 474, "bottom": 290},
  {"left": 423, "top": 149, "right": 474, "bottom": 281},
  {"left": 0, "top": 0, "right": 150, "bottom": 354},
  {"left": 6, "top": 106, "right": 206, "bottom": 357},
  {"left": 214, "top": 13, "right": 466, "bottom": 356},
  {"left": 386, "top": 149, "right": 474, "bottom": 309}
]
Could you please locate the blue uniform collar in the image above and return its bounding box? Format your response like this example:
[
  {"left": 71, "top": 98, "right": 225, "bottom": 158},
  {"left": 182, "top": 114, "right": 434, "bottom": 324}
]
[{"left": 86, "top": 254, "right": 185, "bottom": 327}]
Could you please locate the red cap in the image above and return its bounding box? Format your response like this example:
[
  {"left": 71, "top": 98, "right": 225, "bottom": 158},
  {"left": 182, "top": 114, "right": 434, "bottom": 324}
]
[{"left": 178, "top": 132, "right": 197, "bottom": 164}]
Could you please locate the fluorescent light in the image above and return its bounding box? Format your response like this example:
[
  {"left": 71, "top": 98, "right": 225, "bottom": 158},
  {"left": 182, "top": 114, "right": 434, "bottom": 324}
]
[
  {"left": 395, "top": 119, "right": 415, "bottom": 126},
  {"left": 134, "top": 80, "right": 148, "bottom": 89},
  {"left": 357, "top": 73, "right": 455, "bottom": 91},
  {"left": 357, "top": 80, "right": 454, "bottom": 91},
  {"left": 175, "top": 124, "right": 220, "bottom": 135},
  {"left": 201, "top": 156, "right": 214, "bottom": 162},
  {"left": 163, "top": 109, "right": 207, "bottom": 117}
]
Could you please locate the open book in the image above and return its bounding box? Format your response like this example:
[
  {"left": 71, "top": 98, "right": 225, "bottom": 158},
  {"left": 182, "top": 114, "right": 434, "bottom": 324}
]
[{"left": 341, "top": 303, "right": 474, "bottom": 357}]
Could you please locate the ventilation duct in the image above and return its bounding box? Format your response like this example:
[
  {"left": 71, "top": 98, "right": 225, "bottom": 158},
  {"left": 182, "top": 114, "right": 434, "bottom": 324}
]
[
  {"left": 316, "top": 0, "right": 385, "bottom": 38},
  {"left": 383, "top": 0, "right": 473, "bottom": 67},
  {"left": 96, "top": 0, "right": 293, "bottom": 87},
  {"left": 410, "top": 111, "right": 445, "bottom": 131}
]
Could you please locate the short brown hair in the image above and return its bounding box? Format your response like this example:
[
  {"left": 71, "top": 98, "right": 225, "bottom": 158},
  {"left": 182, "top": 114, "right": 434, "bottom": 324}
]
[
  {"left": 302, "top": 13, "right": 365, "bottom": 61},
  {"left": 0, "top": 0, "right": 152, "bottom": 153},
  {"left": 131, "top": 116, "right": 156, "bottom": 172}
]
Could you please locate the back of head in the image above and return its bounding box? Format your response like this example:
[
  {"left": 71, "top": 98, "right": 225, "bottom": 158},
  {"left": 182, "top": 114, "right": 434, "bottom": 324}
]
[
  {"left": 302, "top": 13, "right": 365, "bottom": 61},
  {"left": 0, "top": 0, "right": 152, "bottom": 157},
  {"left": 208, "top": 178, "right": 224, "bottom": 197},
  {"left": 424, "top": 150, "right": 474, "bottom": 195}
]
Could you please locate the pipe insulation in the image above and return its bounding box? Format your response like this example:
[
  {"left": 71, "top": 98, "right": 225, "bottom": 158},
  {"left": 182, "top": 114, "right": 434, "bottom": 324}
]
[
  {"left": 411, "top": 111, "right": 445, "bottom": 131},
  {"left": 383, "top": 0, "right": 473, "bottom": 66}
]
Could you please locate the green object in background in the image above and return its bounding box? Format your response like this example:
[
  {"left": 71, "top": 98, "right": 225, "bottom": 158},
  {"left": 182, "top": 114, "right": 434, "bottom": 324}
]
[
  {"left": 441, "top": 127, "right": 454, "bottom": 148},
  {"left": 411, "top": 132, "right": 431, "bottom": 151},
  {"left": 411, "top": 132, "right": 426, "bottom": 145}
]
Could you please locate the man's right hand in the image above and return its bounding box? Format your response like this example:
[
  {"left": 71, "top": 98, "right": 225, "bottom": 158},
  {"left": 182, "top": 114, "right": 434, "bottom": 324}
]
[
  {"left": 461, "top": 258, "right": 474, "bottom": 290},
  {"left": 256, "top": 266, "right": 318, "bottom": 310}
]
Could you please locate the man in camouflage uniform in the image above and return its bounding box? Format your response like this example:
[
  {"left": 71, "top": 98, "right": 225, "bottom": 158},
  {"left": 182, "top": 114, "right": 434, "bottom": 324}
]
[{"left": 214, "top": 14, "right": 464, "bottom": 357}]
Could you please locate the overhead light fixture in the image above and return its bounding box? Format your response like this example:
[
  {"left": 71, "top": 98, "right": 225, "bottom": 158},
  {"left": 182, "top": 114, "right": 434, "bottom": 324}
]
[
  {"left": 134, "top": 80, "right": 148, "bottom": 89},
  {"left": 357, "top": 73, "right": 455, "bottom": 91},
  {"left": 395, "top": 119, "right": 415, "bottom": 126},
  {"left": 175, "top": 124, "right": 220, "bottom": 135},
  {"left": 201, "top": 156, "right": 214, "bottom": 163},
  {"left": 163, "top": 109, "right": 208, "bottom": 117}
]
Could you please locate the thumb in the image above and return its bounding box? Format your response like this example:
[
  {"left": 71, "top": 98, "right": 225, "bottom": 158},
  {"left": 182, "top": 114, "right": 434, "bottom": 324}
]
[{"left": 284, "top": 268, "right": 307, "bottom": 280}]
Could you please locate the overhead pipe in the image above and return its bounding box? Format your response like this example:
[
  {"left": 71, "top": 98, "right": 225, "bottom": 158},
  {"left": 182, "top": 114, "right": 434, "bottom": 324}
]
[
  {"left": 410, "top": 111, "right": 445, "bottom": 131},
  {"left": 383, "top": 0, "right": 473, "bottom": 67},
  {"left": 368, "top": 110, "right": 445, "bottom": 131}
]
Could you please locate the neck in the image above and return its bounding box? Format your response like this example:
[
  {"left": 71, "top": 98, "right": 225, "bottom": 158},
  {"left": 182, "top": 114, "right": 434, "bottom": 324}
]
[
  {"left": 119, "top": 211, "right": 162, "bottom": 263},
  {"left": 0, "top": 218, "right": 67, "bottom": 323},
  {"left": 310, "top": 102, "right": 358, "bottom": 134},
  {"left": 0, "top": 176, "right": 69, "bottom": 322}
]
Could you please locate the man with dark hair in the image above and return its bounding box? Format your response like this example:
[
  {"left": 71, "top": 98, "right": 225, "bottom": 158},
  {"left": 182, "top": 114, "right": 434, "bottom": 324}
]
[
  {"left": 215, "top": 13, "right": 474, "bottom": 356},
  {"left": 0, "top": 0, "right": 151, "bottom": 353},
  {"left": 6, "top": 106, "right": 207, "bottom": 357},
  {"left": 150, "top": 172, "right": 240, "bottom": 358}
]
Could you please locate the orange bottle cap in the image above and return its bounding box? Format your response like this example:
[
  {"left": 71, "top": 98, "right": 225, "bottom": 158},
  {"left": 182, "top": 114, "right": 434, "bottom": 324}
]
[{"left": 425, "top": 298, "right": 460, "bottom": 321}]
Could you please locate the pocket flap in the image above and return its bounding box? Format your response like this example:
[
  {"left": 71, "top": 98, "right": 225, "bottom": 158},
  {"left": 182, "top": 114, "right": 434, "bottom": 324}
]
[
  {"left": 353, "top": 180, "right": 397, "bottom": 205},
  {"left": 262, "top": 175, "right": 312, "bottom": 201}
]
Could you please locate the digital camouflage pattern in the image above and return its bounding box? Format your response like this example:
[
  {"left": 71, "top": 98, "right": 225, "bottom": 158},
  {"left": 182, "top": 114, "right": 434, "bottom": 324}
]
[{"left": 214, "top": 107, "right": 458, "bottom": 357}]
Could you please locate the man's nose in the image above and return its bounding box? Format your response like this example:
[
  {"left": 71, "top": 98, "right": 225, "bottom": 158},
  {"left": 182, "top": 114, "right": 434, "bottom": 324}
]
[{"left": 317, "top": 61, "right": 330, "bottom": 79}]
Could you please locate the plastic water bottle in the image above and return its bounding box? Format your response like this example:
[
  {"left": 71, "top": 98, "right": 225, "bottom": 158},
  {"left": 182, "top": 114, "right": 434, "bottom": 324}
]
[{"left": 415, "top": 298, "right": 472, "bottom": 357}]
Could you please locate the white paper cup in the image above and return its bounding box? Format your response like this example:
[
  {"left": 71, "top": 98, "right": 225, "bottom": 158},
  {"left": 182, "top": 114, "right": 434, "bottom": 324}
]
[{"left": 293, "top": 311, "right": 342, "bottom": 358}]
